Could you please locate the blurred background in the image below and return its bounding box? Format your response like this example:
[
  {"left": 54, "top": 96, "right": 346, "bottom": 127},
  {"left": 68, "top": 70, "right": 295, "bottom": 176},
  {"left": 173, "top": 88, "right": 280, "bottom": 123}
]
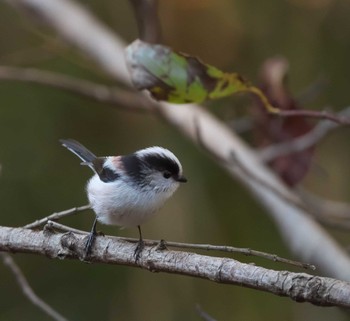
[{"left": 1, "top": 0, "right": 350, "bottom": 320}]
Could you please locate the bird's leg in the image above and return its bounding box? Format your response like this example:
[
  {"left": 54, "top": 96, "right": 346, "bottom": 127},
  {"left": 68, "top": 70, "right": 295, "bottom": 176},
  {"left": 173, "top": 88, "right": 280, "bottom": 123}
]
[
  {"left": 134, "top": 225, "right": 144, "bottom": 261},
  {"left": 84, "top": 218, "right": 98, "bottom": 259}
]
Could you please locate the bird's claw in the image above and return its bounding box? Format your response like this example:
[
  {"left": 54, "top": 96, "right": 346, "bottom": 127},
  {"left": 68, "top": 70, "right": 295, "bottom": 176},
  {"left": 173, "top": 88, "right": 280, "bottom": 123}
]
[
  {"left": 134, "top": 239, "right": 145, "bottom": 262},
  {"left": 83, "top": 231, "right": 96, "bottom": 260}
]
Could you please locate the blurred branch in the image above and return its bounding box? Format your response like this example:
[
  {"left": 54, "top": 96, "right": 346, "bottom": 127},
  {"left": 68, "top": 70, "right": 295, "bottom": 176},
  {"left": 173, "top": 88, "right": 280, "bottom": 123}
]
[
  {"left": 129, "top": 0, "right": 162, "bottom": 43},
  {"left": 277, "top": 108, "right": 350, "bottom": 126},
  {"left": 43, "top": 220, "right": 315, "bottom": 270},
  {"left": 6, "top": 0, "right": 350, "bottom": 281},
  {"left": 297, "top": 188, "right": 350, "bottom": 231},
  {"left": 0, "top": 226, "right": 349, "bottom": 307},
  {"left": 24, "top": 204, "right": 91, "bottom": 229},
  {"left": 300, "top": 189, "right": 350, "bottom": 220},
  {"left": 1, "top": 252, "right": 68, "bottom": 321},
  {"left": 0, "top": 66, "right": 152, "bottom": 112},
  {"left": 258, "top": 106, "right": 350, "bottom": 162},
  {"left": 0, "top": 165, "right": 67, "bottom": 321},
  {"left": 196, "top": 305, "right": 217, "bottom": 321}
]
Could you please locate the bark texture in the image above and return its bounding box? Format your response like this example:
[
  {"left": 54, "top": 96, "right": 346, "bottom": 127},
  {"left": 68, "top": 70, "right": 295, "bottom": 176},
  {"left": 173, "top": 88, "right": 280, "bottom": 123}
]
[{"left": 1, "top": 226, "right": 349, "bottom": 308}]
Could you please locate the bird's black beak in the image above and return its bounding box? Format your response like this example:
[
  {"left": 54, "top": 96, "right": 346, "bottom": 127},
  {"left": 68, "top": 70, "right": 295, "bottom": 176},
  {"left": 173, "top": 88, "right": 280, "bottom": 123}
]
[{"left": 176, "top": 175, "right": 187, "bottom": 183}]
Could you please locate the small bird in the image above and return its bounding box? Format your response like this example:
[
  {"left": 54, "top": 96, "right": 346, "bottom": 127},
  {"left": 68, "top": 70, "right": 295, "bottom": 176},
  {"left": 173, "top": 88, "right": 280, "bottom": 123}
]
[{"left": 60, "top": 139, "right": 187, "bottom": 259}]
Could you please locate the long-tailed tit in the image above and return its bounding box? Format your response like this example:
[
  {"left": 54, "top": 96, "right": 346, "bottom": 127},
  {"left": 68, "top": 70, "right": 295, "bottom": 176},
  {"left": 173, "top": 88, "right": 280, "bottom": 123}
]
[{"left": 60, "top": 139, "right": 187, "bottom": 259}]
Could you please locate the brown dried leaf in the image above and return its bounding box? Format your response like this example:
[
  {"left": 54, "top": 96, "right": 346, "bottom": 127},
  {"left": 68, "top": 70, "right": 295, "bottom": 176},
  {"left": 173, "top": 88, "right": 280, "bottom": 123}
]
[{"left": 253, "top": 57, "right": 315, "bottom": 186}]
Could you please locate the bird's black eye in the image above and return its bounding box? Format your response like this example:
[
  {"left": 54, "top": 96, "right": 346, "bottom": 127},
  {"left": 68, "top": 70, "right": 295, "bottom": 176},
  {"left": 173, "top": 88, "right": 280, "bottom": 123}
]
[{"left": 163, "top": 171, "right": 171, "bottom": 179}]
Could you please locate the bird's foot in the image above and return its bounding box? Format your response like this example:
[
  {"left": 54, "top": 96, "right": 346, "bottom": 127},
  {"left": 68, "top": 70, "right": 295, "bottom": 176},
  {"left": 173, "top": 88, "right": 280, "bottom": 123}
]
[
  {"left": 134, "top": 239, "right": 145, "bottom": 262},
  {"left": 83, "top": 231, "right": 96, "bottom": 261}
]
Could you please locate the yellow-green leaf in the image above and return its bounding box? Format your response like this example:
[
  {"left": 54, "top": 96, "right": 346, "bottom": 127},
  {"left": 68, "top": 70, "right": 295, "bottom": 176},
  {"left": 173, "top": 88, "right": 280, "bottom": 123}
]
[{"left": 126, "top": 39, "right": 279, "bottom": 114}]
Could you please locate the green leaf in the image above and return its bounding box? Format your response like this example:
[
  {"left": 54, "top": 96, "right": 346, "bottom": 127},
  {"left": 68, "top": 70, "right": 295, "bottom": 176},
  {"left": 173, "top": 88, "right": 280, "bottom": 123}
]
[{"left": 126, "top": 40, "right": 279, "bottom": 113}]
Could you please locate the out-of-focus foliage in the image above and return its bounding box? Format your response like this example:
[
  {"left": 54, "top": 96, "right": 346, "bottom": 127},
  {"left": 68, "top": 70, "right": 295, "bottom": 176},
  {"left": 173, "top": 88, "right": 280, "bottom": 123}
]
[{"left": 0, "top": 0, "right": 350, "bottom": 321}]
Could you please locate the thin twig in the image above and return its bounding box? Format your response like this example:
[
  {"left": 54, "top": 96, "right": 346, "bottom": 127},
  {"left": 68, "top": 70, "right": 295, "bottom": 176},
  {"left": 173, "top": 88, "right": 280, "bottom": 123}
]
[
  {"left": 1, "top": 253, "right": 68, "bottom": 321},
  {"left": 4, "top": 205, "right": 88, "bottom": 320},
  {"left": 296, "top": 188, "right": 350, "bottom": 231},
  {"left": 277, "top": 108, "right": 350, "bottom": 126},
  {"left": 299, "top": 188, "right": 350, "bottom": 220},
  {"left": 312, "top": 216, "right": 350, "bottom": 231},
  {"left": 164, "top": 241, "right": 316, "bottom": 270},
  {"left": 45, "top": 220, "right": 87, "bottom": 235},
  {"left": 45, "top": 220, "right": 315, "bottom": 270},
  {"left": 0, "top": 66, "right": 152, "bottom": 112},
  {"left": 258, "top": 120, "right": 335, "bottom": 162},
  {"left": 24, "top": 204, "right": 91, "bottom": 229},
  {"left": 0, "top": 165, "right": 66, "bottom": 320},
  {"left": 242, "top": 86, "right": 280, "bottom": 114},
  {"left": 258, "top": 106, "right": 350, "bottom": 162}
]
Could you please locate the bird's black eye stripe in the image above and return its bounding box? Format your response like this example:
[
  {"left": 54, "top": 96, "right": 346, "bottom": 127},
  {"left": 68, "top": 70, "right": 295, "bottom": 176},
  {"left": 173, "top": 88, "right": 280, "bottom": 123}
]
[
  {"left": 143, "top": 154, "right": 180, "bottom": 176},
  {"left": 121, "top": 152, "right": 181, "bottom": 186}
]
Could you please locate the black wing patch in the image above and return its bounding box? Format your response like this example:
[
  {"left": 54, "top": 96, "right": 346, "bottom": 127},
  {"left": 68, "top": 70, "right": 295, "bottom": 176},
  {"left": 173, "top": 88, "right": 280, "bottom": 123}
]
[
  {"left": 92, "top": 158, "right": 120, "bottom": 183},
  {"left": 98, "top": 167, "right": 120, "bottom": 183}
]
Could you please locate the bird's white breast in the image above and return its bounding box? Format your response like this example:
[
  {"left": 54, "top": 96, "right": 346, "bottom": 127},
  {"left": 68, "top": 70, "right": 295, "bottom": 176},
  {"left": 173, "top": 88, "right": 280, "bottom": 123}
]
[{"left": 86, "top": 174, "right": 179, "bottom": 227}]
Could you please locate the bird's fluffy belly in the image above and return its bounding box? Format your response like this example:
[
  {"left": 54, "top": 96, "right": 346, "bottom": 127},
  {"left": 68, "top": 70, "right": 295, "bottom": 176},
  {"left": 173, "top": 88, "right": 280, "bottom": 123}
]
[{"left": 86, "top": 175, "right": 176, "bottom": 227}]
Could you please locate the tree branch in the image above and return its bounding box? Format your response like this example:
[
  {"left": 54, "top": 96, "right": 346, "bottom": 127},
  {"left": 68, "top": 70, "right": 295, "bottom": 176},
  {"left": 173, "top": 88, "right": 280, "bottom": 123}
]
[
  {"left": 297, "top": 188, "right": 350, "bottom": 231},
  {"left": 258, "top": 106, "right": 350, "bottom": 162},
  {"left": 277, "top": 109, "right": 350, "bottom": 126},
  {"left": 0, "top": 66, "right": 152, "bottom": 112},
  {"left": 1, "top": 252, "right": 68, "bottom": 321},
  {"left": 42, "top": 220, "right": 315, "bottom": 270},
  {"left": 6, "top": 0, "right": 350, "bottom": 281},
  {"left": 0, "top": 226, "right": 349, "bottom": 308}
]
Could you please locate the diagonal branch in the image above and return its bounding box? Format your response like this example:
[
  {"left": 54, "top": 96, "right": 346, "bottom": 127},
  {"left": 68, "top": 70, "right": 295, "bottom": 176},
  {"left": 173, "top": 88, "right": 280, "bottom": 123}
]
[
  {"left": 24, "top": 204, "right": 91, "bottom": 229},
  {"left": 277, "top": 109, "right": 350, "bottom": 126},
  {"left": 259, "top": 106, "right": 350, "bottom": 162},
  {"left": 0, "top": 66, "right": 152, "bottom": 112},
  {"left": 297, "top": 188, "right": 350, "bottom": 231},
  {"left": 1, "top": 252, "right": 68, "bottom": 321},
  {"left": 0, "top": 225, "right": 349, "bottom": 308}
]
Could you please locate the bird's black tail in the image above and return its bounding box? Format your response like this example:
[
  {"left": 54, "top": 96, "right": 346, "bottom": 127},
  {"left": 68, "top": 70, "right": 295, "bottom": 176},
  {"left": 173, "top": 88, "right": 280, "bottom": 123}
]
[{"left": 60, "top": 139, "right": 97, "bottom": 166}]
